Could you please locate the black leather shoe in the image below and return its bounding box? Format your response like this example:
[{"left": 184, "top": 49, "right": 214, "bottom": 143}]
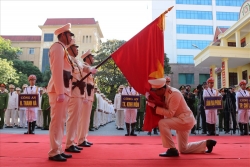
[
  {"left": 75, "top": 146, "right": 83, "bottom": 150},
  {"left": 87, "top": 141, "right": 93, "bottom": 145},
  {"left": 159, "top": 148, "right": 179, "bottom": 157},
  {"left": 78, "top": 141, "right": 91, "bottom": 147},
  {"left": 206, "top": 139, "right": 217, "bottom": 153},
  {"left": 65, "top": 145, "right": 81, "bottom": 153},
  {"left": 89, "top": 128, "right": 95, "bottom": 131},
  {"left": 61, "top": 153, "right": 72, "bottom": 158},
  {"left": 49, "top": 154, "right": 67, "bottom": 161}
]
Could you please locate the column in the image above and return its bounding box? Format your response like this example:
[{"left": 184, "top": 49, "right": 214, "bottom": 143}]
[
  {"left": 221, "top": 58, "right": 229, "bottom": 88},
  {"left": 220, "top": 38, "right": 228, "bottom": 47},
  {"left": 235, "top": 30, "right": 241, "bottom": 48}
]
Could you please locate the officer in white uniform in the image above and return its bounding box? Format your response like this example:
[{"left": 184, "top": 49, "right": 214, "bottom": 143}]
[
  {"left": 5, "top": 84, "right": 18, "bottom": 128},
  {"left": 147, "top": 78, "right": 217, "bottom": 157},
  {"left": 236, "top": 80, "right": 250, "bottom": 135},
  {"left": 47, "top": 23, "right": 74, "bottom": 162},
  {"left": 15, "top": 87, "right": 22, "bottom": 128},
  {"left": 94, "top": 88, "right": 101, "bottom": 129},
  {"left": 122, "top": 83, "right": 138, "bottom": 136},
  {"left": 24, "top": 75, "right": 39, "bottom": 134},
  {"left": 114, "top": 85, "right": 125, "bottom": 130},
  {"left": 36, "top": 88, "right": 43, "bottom": 129},
  {"left": 203, "top": 77, "right": 218, "bottom": 136}
]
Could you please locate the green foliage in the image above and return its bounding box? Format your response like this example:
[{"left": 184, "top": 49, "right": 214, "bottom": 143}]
[
  {"left": 0, "top": 58, "right": 19, "bottom": 85},
  {"left": 93, "top": 39, "right": 127, "bottom": 101},
  {"left": 0, "top": 37, "right": 20, "bottom": 60},
  {"left": 41, "top": 67, "right": 51, "bottom": 87},
  {"left": 16, "top": 73, "right": 28, "bottom": 88},
  {"left": 164, "top": 53, "right": 172, "bottom": 75},
  {"left": 12, "top": 59, "right": 43, "bottom": 85}
]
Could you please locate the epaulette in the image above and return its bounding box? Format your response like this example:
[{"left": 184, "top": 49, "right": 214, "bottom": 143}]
[{"left": 168, "top": 90, "right": 172, "bottom": 94}]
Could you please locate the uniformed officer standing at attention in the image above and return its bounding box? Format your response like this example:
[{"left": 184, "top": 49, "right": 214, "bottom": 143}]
[
  {"left": 19, "top": 84, "right": 28, "bottom": 128},
  {"left": 0, "top": 83, "right": 8, "bottom": 129},
  {"left": 114, "top": 85, "right": 125, "bottom": 130},
  {"left": 41, "top": 86, "right": 50, "bottom": 130},
  {"left": 89, "top": 86, "right": 97, "bottom": 131},
  {"left": 147, "top": 78, "right": 217, "bottom": 157},
  {"left": 122, "top": 82, "right": 138, "bottom": 136},
  {"left": 203, "top": 77, "right": 219, "bottom": 136},
  {"left": 77, "top": 50, "right": 97, "bottom": 148},
  {"left": 65, "top": 39, "right": 84, "bottom": 153},
  {"left": 24, "top": 75, "right": 39, "bottom": 134},
  {"left": 5, "top": 84, "right": 18, "bottom": 128},
  {"left": 15, "top": 87, "right": 22, "bottom": 128},
  {"left": 47, "top": 23, "right": 74, "bottom": 162}
]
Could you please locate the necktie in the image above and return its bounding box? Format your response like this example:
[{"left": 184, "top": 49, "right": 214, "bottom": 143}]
[
  {"left": 31, "top": 87, "right": 33, "bottom": 90},
  {"left": 211, "top": 89, "right": 213, "bottom": 93},
  {"left": 11, "top": 92, "right": 12, "bottom": 96},
  {"left": 244, "top": 90, "right": 246, "bottom": 94},
  {"left": 130, "top": 87, "right": 132, "bottom": 92}
]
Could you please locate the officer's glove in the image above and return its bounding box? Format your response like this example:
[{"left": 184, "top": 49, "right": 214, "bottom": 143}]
[
  {"left": 89, "top": 67, "right": 97, "bottom": 74},
  {"left": 145, "top": 92, "right": 150, "bottom": 99},
  {"left": 57, "top": 94, "right": 65, "bottom": 102}
]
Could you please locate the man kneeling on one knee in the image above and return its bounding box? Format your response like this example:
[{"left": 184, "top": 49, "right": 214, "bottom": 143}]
[{"left": 147, "top": 78, "right": 217, "bottom": 157}]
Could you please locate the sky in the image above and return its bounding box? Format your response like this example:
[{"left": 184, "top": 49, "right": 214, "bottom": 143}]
[{"left": 0, "top": 0, "right": 152, "bottom": 41}]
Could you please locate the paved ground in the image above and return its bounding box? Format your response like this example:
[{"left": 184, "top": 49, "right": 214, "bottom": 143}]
[{"left": 0, "top": 121, "right": 241, "bottom": 136}]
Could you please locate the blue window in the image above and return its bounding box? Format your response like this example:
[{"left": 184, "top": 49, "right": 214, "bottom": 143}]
[
  {"left": 44, "top": 33, "right": 54, "bottom": 42},
  {"left": 216, "top": 0, "right": 245, "bottom": 6},
  {"left": 199, "top": 74, "right": 210, "bottom": 84},
  {"left": 177, "top": 40, "right": 211, "bottom": 49},
  {"left": 177, "top": 55, "right": 194, "bottom": 64},
  {"left": 176, "top": 10, "right": 213, "bottom": 20},
  {"left": 177, "top": 25, "right": 213, "bottom": 34},
  {"left": 179, "top": 73, "right": 194, "bottom": 84},
  {"left": 176, "top": 0, "right": 212, "bottom": 5},
  {"left": 216, "top": 12, "right": 239, "bottom": 21},
  {"left": 42, "top": 48, "right": 50, "bottom": 72}
]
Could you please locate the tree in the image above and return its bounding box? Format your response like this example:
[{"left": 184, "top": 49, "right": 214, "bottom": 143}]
[
  {"left": 0, "top": 37, "right": 21, "bottom": 60},
  {"left": 164, "top": 53, "right": 172, "bottom": 75},
  {"left": 0, "top": 58, "right": 19, "bottom": 85},
  {"left": 93, "top": 39, "right": 127, "bottom": 101},
  {"left": 12, "top": 59, "right": 43, "bottom": 85},
  {"left": 16, "top": 73, "right": 29, "bottom": 88},
  {"left": 41, "top": 67, "right": 51, "bottom": 87}
]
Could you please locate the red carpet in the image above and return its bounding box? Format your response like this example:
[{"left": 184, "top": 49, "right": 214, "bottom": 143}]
[{"left": 0, "top": 134, "right": 249, "bottom": 167}]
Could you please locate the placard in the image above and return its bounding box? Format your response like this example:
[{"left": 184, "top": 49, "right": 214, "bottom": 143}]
[
  {"left": 238, "top": 97, "right": 250, "bottom": 109},
  {"left": 121, "top": 95, "right": 140, "bottom": 109},
  {"left": 18, "top": 94, "right": 39, "bottom": 108},
  {"left": 204, "top": 96, "right": 223, "bottom": 110}
]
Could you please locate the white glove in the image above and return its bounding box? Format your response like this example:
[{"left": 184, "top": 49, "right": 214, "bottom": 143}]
[
  {"left": 145, "top": 92, "right": 150, "bottom": 99},
  {"left": 147, "top": 101, "right": 155, "bottom": 108},
  {"left": 90, "top": 67, "right": 97, "bottom": 74},
  {"left": 57, "top": 94, "right": 65, "bottom": 102}
]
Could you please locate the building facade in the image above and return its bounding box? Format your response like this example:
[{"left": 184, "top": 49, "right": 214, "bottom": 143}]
[
  {"left": 1, "top": 18, "right": 104, "bottom": 72},
  {"left": 194, "top": 0, "right": 250, "bottom": 89},
  {"left": 151, "top": 0, "right": 246, "bottom": 88}
]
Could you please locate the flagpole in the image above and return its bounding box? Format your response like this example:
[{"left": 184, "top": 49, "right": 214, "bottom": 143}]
[{"left": 72, "top": 6, "right": 174, "bottom": 90}]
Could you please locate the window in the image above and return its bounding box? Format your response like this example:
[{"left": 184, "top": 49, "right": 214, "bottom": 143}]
[
  {"left": 89, "top": 36, "right": 92, "bottom": 43},
  {"left": 177, "top": 55, "right": 194, "bottom": 64},
  {"left": 216, "top": 12, "right": 239, "bottom": 21},
  {"left": 44, "top": 33, "right": 53, "bottom": 42},
  {"left": 216, "top": 0, "right": 245, "bottom": 6},
  {"left": 83, "top": 36, "right": 85, "bottom": 43},
  {"left": 86, "top": 36, "right": 88, "bottom": 43},
  {"left": 242, "top": 70, "right": 248, "bottom": 83},
  {"left": 217, "top": 73, "right": 221, "bottom": 88},
  {"left": 178, "top": 73, "right": 194, "bottom": 84},
  {"left": 42, "top": 48, "right": 50, "bottom": 72},
  {"left": 176, "top": 0, "right": 212, "bottom": 5},
  {"left": 228, "top": 42, "right": 236, "bottom": 47},
  {"left": 177, "top": 40, "right": 211, "bottom": 49},
  {"left": 176, "top": 10, "right": 213, "bottom": 20},
  {"left": 229, "top": 73, "right": 238, "bottom": 86},
  {"left": 177, "top": 25, "right": 213, "bottom": 34},
  {"left": 17, "top": 48, "right": 23, "bottom": 55},
  {"left": 29, "top": 48, "right": 35, "bottom": 54},
  {"left": 199, "top": 74, "right": 210, "bottom": 84}
]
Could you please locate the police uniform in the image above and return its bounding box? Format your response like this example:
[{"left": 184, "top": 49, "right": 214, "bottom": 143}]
[
  {"left": 93, "top": 90, "right": 101, "bottom": 129},
  {"left": 77, "top": 50, "right": 96, "bottom": 147},
  {"left": 6, "top": 85, "right": 18, "bottom": 127},
  {"left": 122, "top": 85, "right": 138, "bottom": 136},
  {"left": 114, "top": 85, "right": 125, "bottom": 130},
  {"left": 147, "top": 78, "right": 217, "bottom": 156},
  {"left": 0, "top": 84, "right": 8, "bottom": 129},
  {"left": 41, "top": 91, "right": 50, "bottom": 130},
  {"left": 19, "top": 85, "right": 28, "bottom": 128},
  {"left": 136, "top": 95, "right": 146, "bottom": 131},
  {"left": 36, "top": 88, "right": 43, "bottom": 129},
  {"left": 236, "top": 80, "right": 250, "bottom": 135},
  {"left": 203, "top": 77, "right": 218, "bottom": 136},
  {"left": 47, "top": 23, "right": 74, "bottom": 161}
]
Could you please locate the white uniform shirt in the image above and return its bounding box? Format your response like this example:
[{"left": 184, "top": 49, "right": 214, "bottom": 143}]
[
  {"left": 7, "top": 91, "right": 18, "bottom": 109},
  {"left": 114, "top": 93, "right": 123, "bottom": 110},
  {"left": 236, "top": 89, "right": 250, "bottom": 111}
]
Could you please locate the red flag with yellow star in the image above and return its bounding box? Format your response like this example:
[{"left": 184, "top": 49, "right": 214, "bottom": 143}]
[{"left": 111, "top": 7, "right": 173, "bottom": 94}]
